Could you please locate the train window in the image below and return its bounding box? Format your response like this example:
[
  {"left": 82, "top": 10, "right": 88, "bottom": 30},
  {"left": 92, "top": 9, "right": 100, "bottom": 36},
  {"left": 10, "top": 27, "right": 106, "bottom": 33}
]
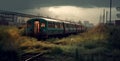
[
  {"left": 48, "top": 22, "right": 51, "bottom": 28},
  {"left": 60, "top": 23, "right": 63, "bottom": 29},
  {"left": 53, "top": 23, "right": 55, "bottom": 28},
  {"left": 54, "top": 23, "right": 61, "bottom": 28},
  {"left": 41, "top": 23, "right": 45, "bottom": 27},
  {"left": 48, "top": 22, "right": 55, "bottom": 28},
  {"left": 56, "top": 23, "right": 59, "bottom": 28},
  {"left": 55, "top": 23, "right": 58, "bottom": 28},
  {"left": 55, "top": 25, "right": 57, "bottom": 28}
]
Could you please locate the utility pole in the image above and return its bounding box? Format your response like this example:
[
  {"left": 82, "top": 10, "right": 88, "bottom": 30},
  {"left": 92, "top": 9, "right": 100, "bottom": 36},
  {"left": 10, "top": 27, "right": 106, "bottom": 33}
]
[
  {"left": 99, "top": 13, "right": 101, "bottom": 23},
  {"left": 99, "top": 15, "right": 101, "bottom": 23},
  {"left": 106, "top": 11, "right": 108, "bottom": 24},
  {"left": 109, "top": 0, "right": 112, "bottom": 24},
  {"left": 103, "top": 9, "right": 105, "bottom": 24}
]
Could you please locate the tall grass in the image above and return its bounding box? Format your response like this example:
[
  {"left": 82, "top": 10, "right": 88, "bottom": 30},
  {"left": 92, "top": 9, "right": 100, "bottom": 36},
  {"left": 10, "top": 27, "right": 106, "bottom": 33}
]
[
  {"left": 50, "top": 24, "right": 119, "bottom": 61},
  {"left": 0, "top": 26, "right": 20, "bottom": 51},
  {"left": 1, "top": 24, "right": 120, "bottom": 61},
  {"left": 0, "top": 26, "right": 21, "bottom": 61}
]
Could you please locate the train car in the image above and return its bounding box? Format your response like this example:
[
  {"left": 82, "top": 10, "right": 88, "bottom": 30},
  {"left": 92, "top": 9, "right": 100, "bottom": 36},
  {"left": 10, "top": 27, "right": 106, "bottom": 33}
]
[
  {"left": 26, "top": 18, "right": 64, "bottom": 38},
  {"left": 26, "top": 18, "right": 85, "bottom": 38}
]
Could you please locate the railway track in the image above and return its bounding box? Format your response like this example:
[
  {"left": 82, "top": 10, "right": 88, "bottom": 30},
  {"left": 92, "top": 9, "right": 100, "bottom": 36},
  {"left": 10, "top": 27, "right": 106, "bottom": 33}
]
[{"left": 21, "top": 51, "right": 52, "bottom": 61}]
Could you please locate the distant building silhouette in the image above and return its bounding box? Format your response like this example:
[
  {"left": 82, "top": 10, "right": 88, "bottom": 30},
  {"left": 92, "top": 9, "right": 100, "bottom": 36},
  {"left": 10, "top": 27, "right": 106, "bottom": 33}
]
[
  {"left": 0, "top": 10, "right": 38, "bottom": 27},
  {"left": 83, "top": 21, "right": 94, "bottom": 28}
]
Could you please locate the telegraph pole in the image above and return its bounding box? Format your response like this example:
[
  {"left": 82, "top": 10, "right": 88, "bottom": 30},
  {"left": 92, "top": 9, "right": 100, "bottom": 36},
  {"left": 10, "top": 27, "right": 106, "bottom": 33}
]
[
  {"left": 109, "top": 0, "right": 112, "bottom": 23},
  {"left": 99, "top": 14, "right": 102, "bottom": 23},
  {"left": 103, "top": 9, "right": 105, "bottom": 24},
  {"left": 106, "top": 11, "right": 108, "bottom": 23}
]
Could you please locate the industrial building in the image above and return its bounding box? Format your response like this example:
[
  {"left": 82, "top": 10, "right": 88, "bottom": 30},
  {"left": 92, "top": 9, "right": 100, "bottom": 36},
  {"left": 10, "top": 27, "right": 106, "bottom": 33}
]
[{"left": 0, "top": 10, "right": 38, "bottom": 27}]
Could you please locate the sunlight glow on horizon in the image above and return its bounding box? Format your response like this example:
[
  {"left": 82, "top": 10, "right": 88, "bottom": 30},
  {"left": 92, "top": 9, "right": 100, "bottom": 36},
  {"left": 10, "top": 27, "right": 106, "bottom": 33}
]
[{"left": 26, "top": 6, "right": 117, "bottom": 25}]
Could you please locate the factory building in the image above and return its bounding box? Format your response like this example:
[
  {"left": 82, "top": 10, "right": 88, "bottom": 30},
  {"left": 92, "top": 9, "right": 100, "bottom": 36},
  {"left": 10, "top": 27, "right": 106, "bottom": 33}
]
[{"left": 0, "top": 10, "right": 38, "bottom": 27}]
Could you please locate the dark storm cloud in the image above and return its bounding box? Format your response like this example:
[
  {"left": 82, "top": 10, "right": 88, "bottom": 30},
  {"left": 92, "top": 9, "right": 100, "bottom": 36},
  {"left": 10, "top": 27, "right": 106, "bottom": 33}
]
[
  {"left": 0, "top": 0, "right": 120, "bottom": 11},
  {"left": 26, "top": 0, "right": 120, "bottom": 8},
  {"left": 0, "top": 0, "right": 31, "bottom": 12},
  {"left": 31, "top": 0, "right": 106, "bottom": 7}
]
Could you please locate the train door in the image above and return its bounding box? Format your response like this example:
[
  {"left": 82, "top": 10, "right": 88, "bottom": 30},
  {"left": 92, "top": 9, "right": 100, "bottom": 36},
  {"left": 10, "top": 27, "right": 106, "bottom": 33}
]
[{"left": 34, "top": 21, "right": 40, "bottom": 34}]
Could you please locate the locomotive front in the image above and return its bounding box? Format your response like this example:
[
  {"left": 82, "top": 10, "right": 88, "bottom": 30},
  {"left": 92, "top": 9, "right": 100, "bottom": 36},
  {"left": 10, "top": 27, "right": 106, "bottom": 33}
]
[{"left": 26, "top": 18, "right": 47, "bottom": 38}]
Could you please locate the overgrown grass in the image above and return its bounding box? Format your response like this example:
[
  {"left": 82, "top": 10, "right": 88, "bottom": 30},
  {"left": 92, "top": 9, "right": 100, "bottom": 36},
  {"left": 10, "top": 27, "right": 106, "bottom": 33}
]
[
  {"left": 1, "top": 24, "right": 120, "bottom": 61},
  {"left": 0, "top": 26, "right": 20, "bottom": 51},
  {"left": 0, "top": 26, "right": 22, "bottom": 61},
  {"left": 0, "top": 24, "right": 108, "bottom": 53},
  {"left": 0, "top": 26, "right": 54, "bottom": 53},
  {"left": 47, "top": 24, "right": 120, "bottom": 61}
]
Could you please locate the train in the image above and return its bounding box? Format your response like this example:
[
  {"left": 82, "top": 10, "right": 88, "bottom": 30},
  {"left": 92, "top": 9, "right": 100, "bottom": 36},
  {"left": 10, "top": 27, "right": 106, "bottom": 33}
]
[{"left": 25, "top": 17, "right": 86, "bottom": 38}]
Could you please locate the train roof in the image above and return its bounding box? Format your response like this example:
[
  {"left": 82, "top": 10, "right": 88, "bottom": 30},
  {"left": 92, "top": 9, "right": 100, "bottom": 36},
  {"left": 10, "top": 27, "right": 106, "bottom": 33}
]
[
  {"left": 28, "top": 18, "right": 83, "bottom": 25},
  {"left": 41, "top": 18, "right": 63, "bottom": 23},
  {"left": 42, "top": 18, "right": 78, "bottom": 24}
]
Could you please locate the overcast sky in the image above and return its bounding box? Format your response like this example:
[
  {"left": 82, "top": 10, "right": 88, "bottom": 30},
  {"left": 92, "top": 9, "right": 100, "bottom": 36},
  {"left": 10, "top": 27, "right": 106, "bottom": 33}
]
[{"left": 0, "top": 0, "right": 120, "bottom": 25}]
